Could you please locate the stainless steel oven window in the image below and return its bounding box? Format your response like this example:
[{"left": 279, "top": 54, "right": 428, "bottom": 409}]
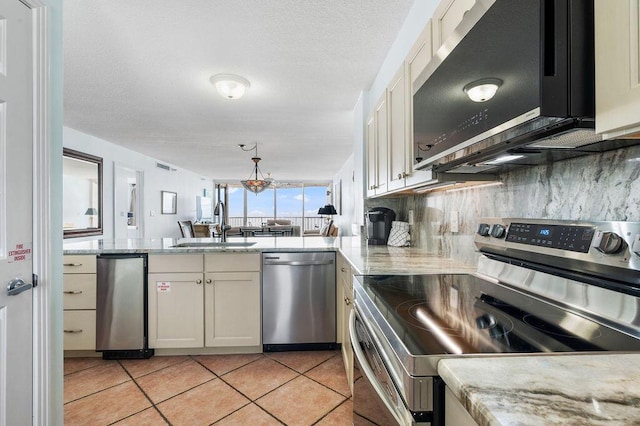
[{"left": 350, "top": 309, "right": 428, "bottom": 425}]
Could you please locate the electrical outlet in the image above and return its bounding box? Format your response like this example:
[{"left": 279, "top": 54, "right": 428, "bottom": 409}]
[
  {"left": 408, "top": 210, "right": 414, "bottom": 225},
  {"left": 451, "top": 211, "right": 459, "bottom": 233}
]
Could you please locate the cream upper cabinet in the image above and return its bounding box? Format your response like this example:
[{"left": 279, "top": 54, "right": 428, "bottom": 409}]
[
  {"left": 387, "top": 63, "right": 410, "bottom": 192},
  {"left": 365, "top": 92, "right": 389, "bottom": 197},
  {"left": 365, "top": 113, "right": 377, "bottom": 197},
  {"left": 595, "top": 0, "right": 640, "bottom": 138},
  {"left": 406, "top": 20, "right": 436, "bottom": 188},
  {"left": 408, "top": 20, "right": 433, "bottom": 89},
  {"left": 374, "top": 92, "right": 389, "bottom": 195},
  {"left": 432, "top": 0, "right": 476, "bottom": 53}
]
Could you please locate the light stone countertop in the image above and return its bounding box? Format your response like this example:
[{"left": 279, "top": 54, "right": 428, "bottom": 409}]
[
  {"left": 438, "top": 354, "right": 640, "bottom": 425},
  {"left": 62, "top": 236, "right": 476, "bottom": 275}
]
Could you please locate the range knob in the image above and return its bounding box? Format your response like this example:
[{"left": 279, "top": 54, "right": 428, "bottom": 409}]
[
  {"left": 477, "top": 223, "right": 490, "bottom": 236},
  {"left": 490, "top": 224, "right": 506, "bottom": 238},
  {"left": 596, "top": 232, "right": 626, "bottom": 254}
]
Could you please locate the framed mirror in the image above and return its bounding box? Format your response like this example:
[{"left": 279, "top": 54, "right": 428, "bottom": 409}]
[{"left": 63, "top": 148, "right": 103, "bottom": 238}]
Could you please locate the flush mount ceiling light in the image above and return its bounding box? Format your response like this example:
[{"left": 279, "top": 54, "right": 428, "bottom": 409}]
[
  {"left": 239, "top": 143, "right": 272, "bottom": 194},
  {"left": 210, "top": 74, "right": 250, "bottom": 99},
  {"left": 463, "top": 78, "right": 503, "bottom": 102}
]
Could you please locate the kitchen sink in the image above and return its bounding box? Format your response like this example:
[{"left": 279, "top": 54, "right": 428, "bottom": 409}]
[{"left": 171, "top": 241, "right": 257, "bottom": 248}]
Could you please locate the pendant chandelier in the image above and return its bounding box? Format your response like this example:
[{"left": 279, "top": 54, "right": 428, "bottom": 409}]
[{"left": 239, "top": 143, "right": 273, "bottom": 194}]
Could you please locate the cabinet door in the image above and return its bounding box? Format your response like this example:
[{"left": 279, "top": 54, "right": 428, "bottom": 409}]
[
  {"left": 148, "top": 273, "right": 204, "bottom": 348},
  {"left": 341, "top": 278, "right": 354, "bottom": 394},
  {"left": 595, "top": 0, "right": 640, "bottom": 138},
  {"left": 374, "top": 92, "right": 389, "bottom": 195},
  {"left": 387, "top": 63, "right": 409, "bottom": 192},
  {"left": 204, "top": 272, "right": 261, "bottom": 347},
  {"left": 406, "top": 19, "right": 437, "bottom": 188},
  {"left": 365, "top": 113, "right": 377, "bottom": 198},
  {"left": 432, "top": 0, "right": 476, "bottom": 53}
]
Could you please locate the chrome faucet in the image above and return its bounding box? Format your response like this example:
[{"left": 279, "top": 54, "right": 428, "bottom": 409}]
[{"left": 214, "top": 200, "right": 230, "bottom": 242}]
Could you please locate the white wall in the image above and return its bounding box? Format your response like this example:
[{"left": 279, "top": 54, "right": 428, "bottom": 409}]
[
  {"left": 64, "top": 127, "right": 211, "bottom": 240},
  {"left": 332, "top": 153, "right": 355, "bottom": 236}
]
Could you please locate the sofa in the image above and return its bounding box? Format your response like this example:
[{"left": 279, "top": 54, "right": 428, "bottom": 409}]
[{"left": 265, "top": 219, "right": 300, "bottom": 237}]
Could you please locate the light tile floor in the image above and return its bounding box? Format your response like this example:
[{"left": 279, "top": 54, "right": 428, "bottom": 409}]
[{"left": 64, "top": 351, "right": 352, "bottom": 426}]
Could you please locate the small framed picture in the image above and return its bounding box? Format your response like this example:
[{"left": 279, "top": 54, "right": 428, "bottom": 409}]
[{"left": 161, "top": 191, "right": 177, "bottom": 214}]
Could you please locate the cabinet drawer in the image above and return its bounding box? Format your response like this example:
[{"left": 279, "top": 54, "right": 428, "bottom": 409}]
[
  {"left": 63, "top": 310, "right": 96, "bottom": 350},
  {"left": 205, "top": 253, "right": 260, "bottom": 272},
  {"left": 63, "top": 274, "right": 96, "bottom": 309},
  {"left": 149, "top": 254, "right": 203, "bottom": 273},
  {"left": 63, "top": 255, "right": 96, "bottom": 274}
]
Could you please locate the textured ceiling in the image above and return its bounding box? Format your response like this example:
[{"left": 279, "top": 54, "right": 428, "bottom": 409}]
[{"left": 64, "top": 0, "right": 415, "bottom": 181}]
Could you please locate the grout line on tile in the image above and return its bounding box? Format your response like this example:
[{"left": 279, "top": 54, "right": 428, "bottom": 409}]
[
  {"left": 63, "top": 358, "right": 117, "bottom": 376},
  {"left": 113, "top": 359, "right": 174, "bottom": 425},
  {"left": 310, "top": 398, "right": 351, "bottom": 426},
  {"left": 119, "top": 356, "right": 193, "bottom": 379},
  {"left": 63, "top": 378, "right": 134, "bottom": 405},
  {"left": 190, "top": 353, "right": 265, "bottom": 377}
]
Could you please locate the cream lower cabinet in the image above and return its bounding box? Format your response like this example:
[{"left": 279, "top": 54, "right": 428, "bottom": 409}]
[
  {"left": 148, "top": 253, "right": 261, "bottom": 349},
  {"left": 148, "top": 272, "right": 205, "bottom": 348},
  {"left": 204, "top": 253, "right": 261, "bottom": 348},
  {"left": 337, "top": 253, "right": 354, "bottom": 393},
  {"left": 63, "top": 255, "right": 97, "bottom": 350},
  {"left": 204, "top": 271, "right": 260, "bottom": 347},
  {"left": 445, "top": 386, "right": 478, "bottom": 426},
  {"left": 148, "top": 253, "right": 205, "bottom": 349}
]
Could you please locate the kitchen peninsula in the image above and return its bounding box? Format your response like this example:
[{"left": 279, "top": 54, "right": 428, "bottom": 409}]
[{"left": 62, "top": 236, "right": 477, "bottom": 276}]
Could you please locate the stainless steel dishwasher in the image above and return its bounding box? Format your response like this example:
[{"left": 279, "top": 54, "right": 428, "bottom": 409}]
[{"left": 262, "top": 252, "right": 337, "bottom": 351}]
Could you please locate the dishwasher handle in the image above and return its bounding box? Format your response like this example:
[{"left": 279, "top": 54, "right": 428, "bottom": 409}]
[{"left": 263, "top": 259, "right": 334, "bottom": 266}]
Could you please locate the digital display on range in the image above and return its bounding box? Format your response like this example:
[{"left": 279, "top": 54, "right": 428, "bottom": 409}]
[
  {"left": 538, "top": 228, "right": 552, "bottom": 237},
  {"left": 506, "top": 223, "right": 595, "bottom": 253}
]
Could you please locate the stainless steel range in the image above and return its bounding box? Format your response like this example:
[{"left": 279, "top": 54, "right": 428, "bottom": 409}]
[{"left": 350, "top": 218, "right": 640, "bottom": 425}]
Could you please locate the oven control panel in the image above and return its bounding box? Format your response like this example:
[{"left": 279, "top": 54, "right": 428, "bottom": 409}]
[
  {"left": 475, "top": 218, "right": 640, "bottom": 269},
  {"left": 505, "top": 222, "right": 595, "bottom": 253}
]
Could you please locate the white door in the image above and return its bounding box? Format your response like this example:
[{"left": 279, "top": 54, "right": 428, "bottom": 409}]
[{"left": 0, "top": 0, "right": 34, "bottom": 424}]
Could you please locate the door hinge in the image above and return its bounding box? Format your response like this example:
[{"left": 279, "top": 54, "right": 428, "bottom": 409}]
[{"left": 32, "top": 273, "right": 39, "bottom": 288}]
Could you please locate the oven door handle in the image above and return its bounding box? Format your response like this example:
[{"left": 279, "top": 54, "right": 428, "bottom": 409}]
[{"left": 349, "top": 309, "right": 406, "bottom": 426}]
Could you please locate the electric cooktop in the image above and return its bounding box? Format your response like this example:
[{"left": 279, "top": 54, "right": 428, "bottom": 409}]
[{"left": 355, "top": 273, "right": 640, "bottom": 359}]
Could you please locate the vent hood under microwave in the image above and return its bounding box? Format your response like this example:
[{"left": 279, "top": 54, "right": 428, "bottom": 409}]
[{"left": 412, "top": 0, "right": 638, "bottom": 174}]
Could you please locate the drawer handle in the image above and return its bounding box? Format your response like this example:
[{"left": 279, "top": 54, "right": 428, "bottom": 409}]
[
  {"left": 64, "top": 329, "right": 83, "bottom": 333},
  {"left": 63, "top": 263, "right": 83, "bottom": 267},
  {"left": 64, "top": 290, "right": 83, "bottom": 295}
]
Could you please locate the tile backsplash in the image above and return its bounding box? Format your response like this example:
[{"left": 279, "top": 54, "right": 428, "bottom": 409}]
[{"left": 365, "top": 145, "right": 640, "bottom": 265}]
